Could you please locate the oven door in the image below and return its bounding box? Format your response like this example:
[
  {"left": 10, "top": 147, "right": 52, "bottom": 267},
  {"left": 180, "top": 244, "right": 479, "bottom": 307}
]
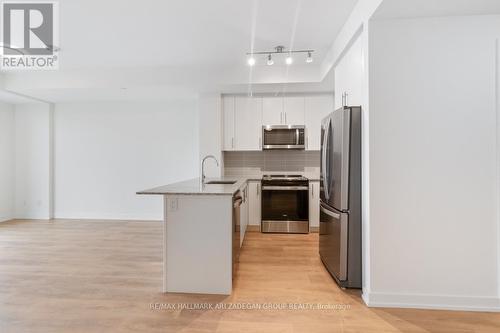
[
  {"left": 262, "top": 126, "right": 305, "bottom": 150},
  {"left": 261, "top": 185, "right": 309, "bottom": 233}
]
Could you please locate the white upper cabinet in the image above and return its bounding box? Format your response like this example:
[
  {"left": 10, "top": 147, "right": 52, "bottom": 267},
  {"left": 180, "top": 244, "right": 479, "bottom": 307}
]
[
  {"left": 283, "top": 97, "right": 305, "bottom": 125},
  {"left": 334, "top": 35, "right": 364, "bottom": 109},
  {"left": 222, "top": 94, "right": 328, "bottom": 151},
  {"left": 222, "top": 96, "right": 235, "bottom": 151},
  {"left": 234, "top": 96, "right": 263, "bottom": 150},
  {"left": 305, "top": 95, "right": 333, "bottom": 150},
  {"left": 262, "top": 97, "right": 283, "bottom": 125},
  {"left": 261, "top": 96, "right": 305, "bottom": 125}
]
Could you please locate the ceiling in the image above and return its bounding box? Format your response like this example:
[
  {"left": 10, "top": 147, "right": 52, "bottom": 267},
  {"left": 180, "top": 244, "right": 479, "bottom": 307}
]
[
  {"left": 1, "top": 0, "right": 359, "bottom": 102},
  {"left": 373, "top": 0, "right": 500, "bottom": 20},
  {"left": 58, "top": 0, "right": 357, "bottom": 69},
  {"left": 0, "top": 89, "right": 41, "bottom": 104}
]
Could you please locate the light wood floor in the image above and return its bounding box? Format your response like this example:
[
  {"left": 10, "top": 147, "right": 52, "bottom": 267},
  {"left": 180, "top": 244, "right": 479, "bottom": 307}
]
[{"left": 0, "top": 219, "right": 499, "bottom": 332}]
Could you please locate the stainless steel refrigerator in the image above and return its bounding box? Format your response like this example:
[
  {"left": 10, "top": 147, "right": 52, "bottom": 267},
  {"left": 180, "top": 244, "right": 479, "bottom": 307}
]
[{"left": 319, "top": 106, "right": 362, "bottom": 289}]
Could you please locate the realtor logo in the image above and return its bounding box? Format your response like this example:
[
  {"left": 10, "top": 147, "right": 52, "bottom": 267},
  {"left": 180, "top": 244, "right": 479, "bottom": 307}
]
[{"left": 1, "top": 1, "right": 59, "bottom": 70}]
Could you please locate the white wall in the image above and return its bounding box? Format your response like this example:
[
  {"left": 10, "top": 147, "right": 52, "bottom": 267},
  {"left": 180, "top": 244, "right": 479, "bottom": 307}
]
[
  {"left": 14, "top": 103, "right": 53, "bottom": 219},
  {"left": 368, "top": 15, "right": 500, "bottom": 311},
  {"left": 54, "top": 100, "right": 199, "bottom": 220},
  {"left": 497, "top": 36, "right": 500, "bottom": 300},
  {"left": 0, "top": 102, "right": 15, "bottom": 222}
]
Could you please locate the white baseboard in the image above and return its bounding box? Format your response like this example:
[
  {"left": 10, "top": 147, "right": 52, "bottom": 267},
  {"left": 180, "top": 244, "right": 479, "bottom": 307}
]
[
  {"left": 54, "top": 211, "right": 162, "bottom": 221},
  {"left": 0, "top": 214, "right": 13, "bottom": 223},
  {"left": 14, "top": 212, "right": 50, "bottom": 220},
  {"left": 364, "top": 291, "right": 500, "bottom": 312}
]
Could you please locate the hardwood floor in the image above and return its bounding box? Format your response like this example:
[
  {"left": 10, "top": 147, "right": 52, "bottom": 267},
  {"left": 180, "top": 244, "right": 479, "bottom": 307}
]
[{"left": 0, "top": 219, "right": 499, "bottom": 332}]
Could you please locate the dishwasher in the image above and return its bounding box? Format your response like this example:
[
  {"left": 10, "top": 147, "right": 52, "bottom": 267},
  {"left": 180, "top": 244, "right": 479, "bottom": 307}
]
[{"left": 232, "top": 192, "right": 242, "bottom": 277}]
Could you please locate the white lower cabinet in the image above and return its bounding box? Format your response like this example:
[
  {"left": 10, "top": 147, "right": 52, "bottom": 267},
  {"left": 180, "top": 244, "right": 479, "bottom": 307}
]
[
  {"left": 240, "top": 183, "right": 249, "bottom": 247},
  {"left": 247, "top": 181, "right": 261, "bottom": 228},
  {"left": 309, "top": 181, "right": 320, "bottom": 229}
]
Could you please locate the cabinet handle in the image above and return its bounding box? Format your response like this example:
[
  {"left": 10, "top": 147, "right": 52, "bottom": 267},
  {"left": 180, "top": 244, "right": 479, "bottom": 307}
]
[
  {"left": 345, "top": 93, "right": 348, "bottom": 106},
  {"left": 311, "top": 183, "right": 314, "bottom": 197},
  {"left": 284, "top": 112, "right": 287, "bottom": 124},
  {"left": 232, "top": 137, "right": 234, "bottom": 149},
  {"left": 257, "top": 184, "right": 260, "bottom": 195}
]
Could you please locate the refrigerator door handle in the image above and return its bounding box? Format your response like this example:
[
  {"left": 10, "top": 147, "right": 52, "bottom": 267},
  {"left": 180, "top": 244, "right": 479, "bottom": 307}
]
[
  {"left": 320, "top": 205, "right": 340, "bottom": 219},
  {"left": 340, "top": 108, "right": 351, "bottom": 209},
  {"left": 322, "top": 119, "right": 331, "bottom": 200}
]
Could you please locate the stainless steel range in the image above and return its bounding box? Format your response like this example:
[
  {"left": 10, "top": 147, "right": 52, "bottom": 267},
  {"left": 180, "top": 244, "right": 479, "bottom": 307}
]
[{"left": 261, "top": 175, "right": 309, "bottom": 234}]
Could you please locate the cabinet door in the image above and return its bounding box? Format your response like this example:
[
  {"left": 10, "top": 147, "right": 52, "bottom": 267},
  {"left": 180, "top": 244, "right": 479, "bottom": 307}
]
[
  {"left": 309, "top": 181, "right": 320, "bottom": 229},
  {"left": 305, "top": 95, "right": 333, "bottom": 150},
  {"left": 235, "top": 97, "right": 263, "bottom": 150},
  {"left": 248, "top": 181, "right": 261, "bottom": 227},
  {"left": 334, "top": 58, "right": 348, "bottom": 109},
  {"left": 335, "top": 35, "right": 363, "bottom": 108},
  {"left": 283, "top": 97, "right": 305, "bottom": 125},
  {"left": 240, "top": 184, "right": 249, "bottom": 247},
  {"left": 222, "top": 96, "right": 235, "bottom": 151},
  {"left": 262, "top": 97, "right": 283, "bottom": 125}
]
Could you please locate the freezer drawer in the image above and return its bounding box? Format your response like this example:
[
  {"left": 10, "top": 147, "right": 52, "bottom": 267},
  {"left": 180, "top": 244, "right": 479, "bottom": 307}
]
[{"left": 319, "top": 203, "right": 348, "bottom": 281}]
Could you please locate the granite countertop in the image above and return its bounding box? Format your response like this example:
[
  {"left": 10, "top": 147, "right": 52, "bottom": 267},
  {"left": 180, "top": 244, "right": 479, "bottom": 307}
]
[
  {"left": 137, "top": 173, "right": 320, "bottom": 196},
  {"left": 137, "top": 177, "right": 248, "bottom": 196}
]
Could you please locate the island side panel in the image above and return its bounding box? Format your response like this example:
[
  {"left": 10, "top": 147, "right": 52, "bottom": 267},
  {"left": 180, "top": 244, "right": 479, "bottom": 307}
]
[
  {"left": 164, "top": 194, "right": 233, "bottom": 294},
  {"left": 163, "top": 195, "right": 168, "bottom": 293}
]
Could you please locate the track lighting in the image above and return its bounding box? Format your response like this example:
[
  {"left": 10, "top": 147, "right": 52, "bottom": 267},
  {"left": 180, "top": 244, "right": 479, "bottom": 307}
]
[
  {"left": 267, "top": 54, "right": 274, "bottom": 66},
  {"left": 246, "top": 45, "right": 314, "bottom": 67},
  {"left": 306, "top": 51, "right": 313, "bottom": 63}
]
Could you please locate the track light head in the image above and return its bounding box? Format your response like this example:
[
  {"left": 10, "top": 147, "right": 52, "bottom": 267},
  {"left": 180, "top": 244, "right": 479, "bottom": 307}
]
[
  {"left": 267, "top": 54, "right": 274, "bottom": 66},
  {"left": 306, "top": 51, "right": 313, "bottom": 63}
]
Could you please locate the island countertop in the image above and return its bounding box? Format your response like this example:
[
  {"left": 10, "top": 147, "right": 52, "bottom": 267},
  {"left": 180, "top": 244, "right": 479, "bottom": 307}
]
[
  {"left": 137, "top": 172, "right": 320, "bottom": 196},
  {"left": 137, "top": 177, "right": 253, "bottom": 196}
]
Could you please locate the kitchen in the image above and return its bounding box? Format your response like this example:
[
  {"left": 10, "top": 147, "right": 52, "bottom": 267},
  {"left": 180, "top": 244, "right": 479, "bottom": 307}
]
[
  {"left": 139, "top": 92, "right": 362, "bottom": 294},
  {"left": 1, "top": 0, "right": 500, "bottom": 332}
]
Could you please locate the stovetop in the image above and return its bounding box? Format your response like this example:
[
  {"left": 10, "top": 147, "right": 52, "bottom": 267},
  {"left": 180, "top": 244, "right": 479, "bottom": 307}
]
[{"left": 261, "top": 174, "right": 309, "bottom": 183}]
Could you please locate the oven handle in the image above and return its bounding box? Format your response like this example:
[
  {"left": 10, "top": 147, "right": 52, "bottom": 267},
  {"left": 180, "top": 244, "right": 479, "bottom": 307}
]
[{"left": 262, "top": 186, "right": 309, "bottom": 191}]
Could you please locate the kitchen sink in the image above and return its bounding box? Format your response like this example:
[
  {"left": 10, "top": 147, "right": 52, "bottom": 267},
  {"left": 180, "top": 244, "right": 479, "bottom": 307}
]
[{"left": 205, "top": 180, "right": 237, "bottom": 185}]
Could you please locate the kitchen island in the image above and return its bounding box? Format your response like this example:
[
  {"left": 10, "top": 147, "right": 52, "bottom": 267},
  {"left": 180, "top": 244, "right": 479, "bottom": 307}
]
[{"left": 137, "top": 177, "right": 250, "bottom": 295}]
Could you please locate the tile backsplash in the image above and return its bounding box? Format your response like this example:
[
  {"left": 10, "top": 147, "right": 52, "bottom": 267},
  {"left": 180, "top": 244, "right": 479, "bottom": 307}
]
[{"left": 224, "top": 150, "right": 320, "bottom": 176}]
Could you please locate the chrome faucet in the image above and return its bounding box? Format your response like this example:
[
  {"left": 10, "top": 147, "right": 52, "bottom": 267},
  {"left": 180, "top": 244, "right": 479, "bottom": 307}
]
[{"left": 201, "top": 155, "right": 219, "bottom": 185}]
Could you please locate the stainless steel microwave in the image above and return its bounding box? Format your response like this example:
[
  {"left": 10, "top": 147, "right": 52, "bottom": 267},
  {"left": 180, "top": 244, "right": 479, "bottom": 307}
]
[{"left": 262, "top": 125, "right": 305, "bottom": 150}]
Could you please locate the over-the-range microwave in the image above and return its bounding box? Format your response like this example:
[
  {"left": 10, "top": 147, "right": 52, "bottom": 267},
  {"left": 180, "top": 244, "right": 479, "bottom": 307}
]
[{"left": 262, "top": 125, "right": 305, "bottom": 150}]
